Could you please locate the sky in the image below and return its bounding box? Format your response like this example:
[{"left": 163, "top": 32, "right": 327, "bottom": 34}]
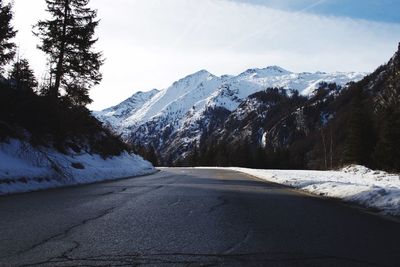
[{"left": 10, "top": 0, "right": 400, "bottom": 110}]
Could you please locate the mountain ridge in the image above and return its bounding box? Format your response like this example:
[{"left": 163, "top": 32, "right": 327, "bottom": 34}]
[
  {"left": 96, "top": 66, "right": 365, "bottom": 131},
  {"left": 94, "top": 65, "right": 366, "bottom": 164}
]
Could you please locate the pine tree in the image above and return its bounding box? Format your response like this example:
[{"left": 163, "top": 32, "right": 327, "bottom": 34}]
[
  {"left": 9, "top": 58, "right": 38, "bottom": 93},
  {"left": 254, "top": 147, "right": 266, "bottom": 168},
  {"left": 34, "top": 0, "right": 103, "bottom": 106},
  {"left": 344, "top": 95, "right": 375, "bottom": 166},
  {"left": 145, "top": 146, "right": 159, "bottom": 167},
  {"left": 189, "top": 141, "right": 199, "bottom": 166},
  {"left": 373, "top": 109, "right": 400, "bottom": 171},
  {"left": 0, "top": 0, "right": 16, "bottom": 73}
]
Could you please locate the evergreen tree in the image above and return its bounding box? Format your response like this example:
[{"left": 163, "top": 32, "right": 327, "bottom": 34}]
[
  {"left": 189, "top": 141, "right": 199, "bottom": 166},
  {"left": 344, "top": 95, "right": 375, "bottom": 166},
  {"left": 145, "top": 146, "right": 159, "bottom": 167},
  {"left": 9, "top": 58, "right": 38, "bottom": 93},
  {"left": 231, "top": 140, "right": 251, "bottom": 167},
  {"left": 253, "top": 147, "right": 267, "bottom": 168},
  {"left": 373, "top": 109, "right": 400, "bottom": 171},
  {"left": 34, "top": 0, "right": 103, "bottom": 106},
  {"left": 0, "top": 0, "right": 16, "bottom": 73}
]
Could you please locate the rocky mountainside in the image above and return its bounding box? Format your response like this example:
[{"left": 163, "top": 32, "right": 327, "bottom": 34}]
[
  {"left": 189, "top": 44, "right": 400, "bottom": 171},
  {"left": 95, "top": 89, "right": 159, "bottom": 131},
  {"left": 197, "top": 83, "right": 343, "bottom": 168},
  {"left": 95, "top": 66, "right": 364, "bottom": 164},
  {"left": 365, "top": 43, "right": 400, "bottom": 112}
]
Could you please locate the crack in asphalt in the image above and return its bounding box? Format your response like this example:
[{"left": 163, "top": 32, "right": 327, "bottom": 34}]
[
  {"left": 2, "top": 171, "right": 397, "bottom": 267},
  {"left": 169, "top": 198, "right": 181, "bottom": 207},
  {"left": 221, "top": 198, "right": 254, "bottom": 255},
  {"left": 222, "top": 229, "right": 252, "bottom": 255},
  {"left": 9, "top": 182, "right": 174, "bottom": 264},
  {"left": 89, "top": 184, "right": 169, "bottom": 198},
  {"left": 90, "top": 186, "right": 152, "bottom": 197},
  {"left": 208, "top": 196, "right": 229, "bottom": 213},
  {"left": 60, "top": 240, "right": 80, "bottom": 259},
  {"left": 86, "top": 173, "right": 179, "bottom": 198},
  {"left": 24, "top": 240, "right": 83, "bottom": 267},
  {"left": 14, "top": 207, "right": 116, "bottom": 258},
  {"left": 17, "top": 251, "right": 387, "bottom": 267}
]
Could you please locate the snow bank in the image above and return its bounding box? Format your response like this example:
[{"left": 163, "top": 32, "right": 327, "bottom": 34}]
[
  {"left": 206, "top": 166, "right": 400, "bottom": 216},
  {"left": 0, "top": 139, "right": 155, "bottom": 195}
]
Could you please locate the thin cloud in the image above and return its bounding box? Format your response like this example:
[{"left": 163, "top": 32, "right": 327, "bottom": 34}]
[
  {"left": 223, "top": 0, "right": 327, "bottom": 50},
  {"left": 10, "top": 0, "right": 400, "bottom": 110}
]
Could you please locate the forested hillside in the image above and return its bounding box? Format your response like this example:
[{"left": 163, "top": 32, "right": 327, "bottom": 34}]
[
  {"left": 182, "top": 44, "right": 400, "bottom": 171},
  {"left": 0, "top": 0, "right": 129, "bottom": 157},
  {"left": 95, "top": 67, "right": 364, "bottom": 167},
  {"left": 0, "top": 0, "right": 154, "bottom": 195}
]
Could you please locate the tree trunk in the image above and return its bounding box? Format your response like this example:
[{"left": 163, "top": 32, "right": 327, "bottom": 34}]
[
  {"left": 321, "top": 129, "right": 328, "bottom": 169},
  {"left": 51, "top": 0, "right": 69, "bottom": 98},
  {"left": 330, "top": 126, "right": 333, "bottom": 169}
]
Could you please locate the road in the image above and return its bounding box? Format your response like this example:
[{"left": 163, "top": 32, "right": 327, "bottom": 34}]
[{"left": 0, "top": 168, "right": 399, "bottom": 266}]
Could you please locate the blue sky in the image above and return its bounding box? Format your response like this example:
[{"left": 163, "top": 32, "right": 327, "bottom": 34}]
[
  {"left": 12, "top": 0, "right": 400, "bottom": 110},
  {"left": 234, "top": 0, "right": 400, "bottom": 24}
]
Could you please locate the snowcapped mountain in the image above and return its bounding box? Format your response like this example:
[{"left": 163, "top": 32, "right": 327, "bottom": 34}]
[
  {"left": 95, "top": 89, "right": 159, "bottom": 130},
  {"left": 124, "top": 70, "right": 220, "bottom": 126},
  {"left": 95, "top": 66, "right": 365, "bottom": 163}
]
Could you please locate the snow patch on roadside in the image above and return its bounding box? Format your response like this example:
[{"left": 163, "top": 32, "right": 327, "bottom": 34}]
[
  {"left": 200, "top": 165, "right": 400, "bottom": 216},
  {"left": 0, "top": 139, "right": 155, "bottom": 195}
]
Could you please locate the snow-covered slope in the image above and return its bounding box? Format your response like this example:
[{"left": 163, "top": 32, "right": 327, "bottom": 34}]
[
  {"left": 95, "top": 66, "right": 365, "bottom": 162},
  {"left": 209, "top": 165, "right": 400, "bottom": 216},
  {"left": 182, "top": 67, "right": 364, "bottom": 131},
  {"left": 0, "top": 139, "right": 155, "bottom": 195},
  {"left": 128, "top": 70, "right": 218, "bottom": 125},
  {"left": 95, "top": 89, "right": 159, "bottom": 131}
]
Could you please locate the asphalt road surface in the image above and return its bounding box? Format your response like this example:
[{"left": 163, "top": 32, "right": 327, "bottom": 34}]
[{"left": 0, "top": 168, "right": 399, "bottom": 266}]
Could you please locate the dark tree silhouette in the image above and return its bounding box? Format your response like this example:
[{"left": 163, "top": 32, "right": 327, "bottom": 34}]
[
  {"left": 146, "top": 146, "right": 159, "bottom": 167},
  {"left": 34, "top": 0, "right": 103, "bottom": 106},
  {"left": 0, "top": 0, "right": 16, "bottom": 73},
  {"left": 374, "top": 109, "right": 400, "bottom": 171},
  {"left": 9, "top": 58, "right": 38, "bottom": 93},
  {"left": 344, "top": 94, "right": 374, "bottom": 166}
]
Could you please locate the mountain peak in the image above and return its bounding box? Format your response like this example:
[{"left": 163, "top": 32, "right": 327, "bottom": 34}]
[
  {"left": 240, "top": 65, "right": 292, "bottom": 78},
  {"left": 172, "top": 69, "right": 215, "bottom": 86},
  {"left": 171, "top": 69, "right": 215, "bottom": 88},
  {"left": 196, "top": 69, "right": 211, "bottom": 74},
  {"left": 394, "top": 42, "right": 400, "bottom": 62},
  {"left": 263, "top": 65, "right": 291, "bottom": 73},
  {"left": 189, "top": 69, "right": 213, "bottom": 78}
]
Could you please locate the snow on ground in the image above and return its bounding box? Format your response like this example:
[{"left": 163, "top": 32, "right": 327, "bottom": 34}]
[
  {"left": 0, "top": 139, "right": 155, "bottom": 195},
  {"left": 200, "top": 166, "right": 400, "bottom": 216}
]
